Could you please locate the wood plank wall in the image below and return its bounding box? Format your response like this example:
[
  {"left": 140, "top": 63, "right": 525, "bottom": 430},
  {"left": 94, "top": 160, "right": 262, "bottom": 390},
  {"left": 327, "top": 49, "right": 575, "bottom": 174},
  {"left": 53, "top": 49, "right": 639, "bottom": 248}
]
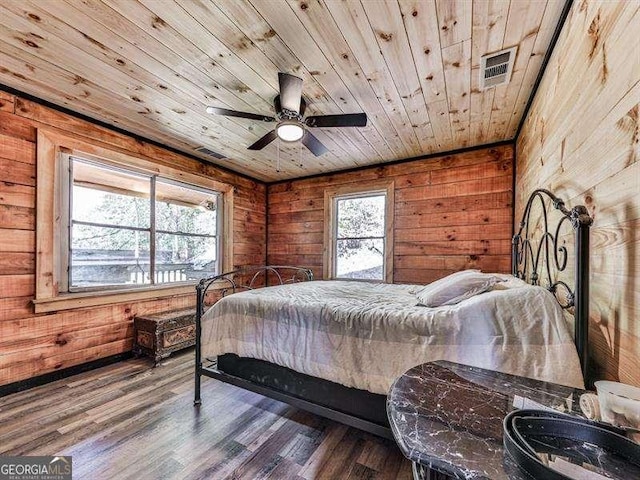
[
  {"left": 0, "top": 92, "right": 266, "bottom": 387},
  {"left": 268, "top": 145, "right": 514, "bottom": 284},
  {"left": 516, "top": 1, "right": 639, "bottom": 385}
]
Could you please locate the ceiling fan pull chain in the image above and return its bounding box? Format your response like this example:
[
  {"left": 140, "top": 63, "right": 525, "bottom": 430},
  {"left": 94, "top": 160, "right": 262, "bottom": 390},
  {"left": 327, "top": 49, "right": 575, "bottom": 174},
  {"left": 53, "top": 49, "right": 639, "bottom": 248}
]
[{"left": 276, "top": 137, "right": 281, "bottom": 172}]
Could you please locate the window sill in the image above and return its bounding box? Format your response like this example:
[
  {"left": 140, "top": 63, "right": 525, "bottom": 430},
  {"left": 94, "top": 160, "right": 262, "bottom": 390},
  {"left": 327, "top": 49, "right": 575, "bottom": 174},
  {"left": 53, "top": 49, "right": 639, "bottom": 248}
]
[{"left": 33, "top": 283, "right": 200, "bottom": 313}]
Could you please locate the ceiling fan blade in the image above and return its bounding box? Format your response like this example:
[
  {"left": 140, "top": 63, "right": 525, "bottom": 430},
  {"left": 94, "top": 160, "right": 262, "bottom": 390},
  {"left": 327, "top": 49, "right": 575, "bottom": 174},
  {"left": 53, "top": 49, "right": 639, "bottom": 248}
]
[
  {"left": 248, "top": 130, "right": 278, "bottom": 150},
  {"left": 278, "top": 72, "right": 303, "bottom": 113},
  {"left": 301, "top": 131, "right": 328, "bottom": 157},
  {"left": 299, "top": 97, "right": 307, "bottom": 117},
  {"left": 206, "top": 107, "right": 275, "bottom": 122},
  {"left": 305, "top": 113, "right": 368, "bottom": 128}
]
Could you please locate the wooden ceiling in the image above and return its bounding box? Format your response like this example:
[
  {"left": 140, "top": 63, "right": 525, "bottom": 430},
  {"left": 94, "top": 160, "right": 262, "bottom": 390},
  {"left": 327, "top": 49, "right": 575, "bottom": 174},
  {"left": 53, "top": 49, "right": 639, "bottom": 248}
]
[{"left": 0, "top": 0, "right": 565, "bottom": 181}]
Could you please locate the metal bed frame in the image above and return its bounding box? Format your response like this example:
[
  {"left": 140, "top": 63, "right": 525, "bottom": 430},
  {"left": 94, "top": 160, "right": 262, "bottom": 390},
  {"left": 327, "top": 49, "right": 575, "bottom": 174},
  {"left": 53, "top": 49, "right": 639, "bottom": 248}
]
[
  {"left": 512, "top": 188, "right": 592, "bottom": 383},
  {"left": 194, "top": 190, "right": 592, "bottom": 438}
]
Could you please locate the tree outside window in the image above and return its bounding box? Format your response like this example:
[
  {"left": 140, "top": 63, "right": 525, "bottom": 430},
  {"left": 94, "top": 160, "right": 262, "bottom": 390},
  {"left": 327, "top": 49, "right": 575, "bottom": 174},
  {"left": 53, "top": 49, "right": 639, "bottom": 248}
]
[
  {"left": 334, "top": 194, "right": 386, "bottom": 280},
  {"left": 69, "top": 158, "right": 220, "bottom": 290}
]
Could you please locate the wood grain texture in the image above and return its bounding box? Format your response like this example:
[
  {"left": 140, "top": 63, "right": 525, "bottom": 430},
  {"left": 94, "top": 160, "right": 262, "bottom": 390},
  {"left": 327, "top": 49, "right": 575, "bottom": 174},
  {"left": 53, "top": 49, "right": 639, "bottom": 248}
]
[
  {"left": 516, "top": 0, "right": 639, "bottom": 386},
  {"left": 268, "top": 145, "right": 514, "bottom": 284},
  {"left": 0, "top": 92, "right": 266, "bottom": 387},
  {"left": 0, "top": 91, "right": 15, "bottom": 113},
  {"left": 0, "top": 351, "right": 412, "bottom": 480},
  {"left": 0, "top": 0, "right": 561, "bottom": 181}
]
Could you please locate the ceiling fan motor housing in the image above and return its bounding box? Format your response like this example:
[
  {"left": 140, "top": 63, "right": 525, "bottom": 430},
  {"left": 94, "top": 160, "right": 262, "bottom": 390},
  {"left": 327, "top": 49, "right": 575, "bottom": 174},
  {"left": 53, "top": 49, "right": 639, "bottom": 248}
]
[{"left": 277, "top": 108, "right": 303, "bottom": 122}]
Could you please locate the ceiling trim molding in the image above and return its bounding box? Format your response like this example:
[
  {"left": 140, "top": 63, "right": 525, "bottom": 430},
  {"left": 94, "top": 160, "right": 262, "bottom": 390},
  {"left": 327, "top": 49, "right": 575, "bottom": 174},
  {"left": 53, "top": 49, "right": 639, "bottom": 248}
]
[
  {"left": 266, "top": 139, "right": 515, "bottom": 186},
  {"left": 0, "top": 82, "right": 263, "bottom": 185},
  {"left": 514, "top": 0, "right": 574, "bottom": 140}
]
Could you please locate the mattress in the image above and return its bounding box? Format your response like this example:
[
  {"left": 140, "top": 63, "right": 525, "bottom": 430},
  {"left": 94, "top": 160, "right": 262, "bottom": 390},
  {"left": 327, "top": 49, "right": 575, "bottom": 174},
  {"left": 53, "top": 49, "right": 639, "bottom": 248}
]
[{"left": 200, "top": 279, "right": 584, "bottom": 394}]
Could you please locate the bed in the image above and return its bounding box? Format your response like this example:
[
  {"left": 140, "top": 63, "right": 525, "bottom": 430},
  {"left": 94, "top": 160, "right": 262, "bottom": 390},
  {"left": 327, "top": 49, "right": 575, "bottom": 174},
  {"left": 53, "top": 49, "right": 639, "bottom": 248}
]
[{"left": 193, "top": 189, "right": 593, "bottom": 438}]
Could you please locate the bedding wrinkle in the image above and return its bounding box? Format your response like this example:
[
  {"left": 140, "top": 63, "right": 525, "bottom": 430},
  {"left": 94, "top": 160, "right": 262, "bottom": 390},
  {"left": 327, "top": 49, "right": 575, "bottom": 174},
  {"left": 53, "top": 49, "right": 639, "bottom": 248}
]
[{"left": 201, "top": 281, "right": 585, "bottom": 394}]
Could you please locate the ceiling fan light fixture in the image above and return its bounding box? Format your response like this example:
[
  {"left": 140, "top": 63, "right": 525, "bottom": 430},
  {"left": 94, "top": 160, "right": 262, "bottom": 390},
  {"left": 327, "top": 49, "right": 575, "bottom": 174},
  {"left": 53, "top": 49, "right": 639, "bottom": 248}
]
[{"left": 276, "top": 122, "right": 304, "bottom": 142}]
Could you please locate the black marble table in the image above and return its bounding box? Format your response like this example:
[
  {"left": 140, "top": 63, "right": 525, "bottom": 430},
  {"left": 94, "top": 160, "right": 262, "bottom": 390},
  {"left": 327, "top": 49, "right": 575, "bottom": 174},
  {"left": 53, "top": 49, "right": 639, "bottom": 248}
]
[{"left": 387, "top": 361, "right": 640, "bottom": 480}]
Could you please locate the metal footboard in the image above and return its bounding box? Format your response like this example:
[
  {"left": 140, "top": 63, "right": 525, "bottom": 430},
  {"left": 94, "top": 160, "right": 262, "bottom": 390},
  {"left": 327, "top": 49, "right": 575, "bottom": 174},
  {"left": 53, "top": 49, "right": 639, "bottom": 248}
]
[{"left": 193, "top": 265, "right": 313, "bottom": 405}]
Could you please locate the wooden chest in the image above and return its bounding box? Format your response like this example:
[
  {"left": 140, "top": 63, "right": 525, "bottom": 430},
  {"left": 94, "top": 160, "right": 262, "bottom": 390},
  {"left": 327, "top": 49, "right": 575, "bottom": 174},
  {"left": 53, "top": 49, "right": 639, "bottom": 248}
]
[{"left": 133, "top": 309, "right": 196, "bottom": 364}]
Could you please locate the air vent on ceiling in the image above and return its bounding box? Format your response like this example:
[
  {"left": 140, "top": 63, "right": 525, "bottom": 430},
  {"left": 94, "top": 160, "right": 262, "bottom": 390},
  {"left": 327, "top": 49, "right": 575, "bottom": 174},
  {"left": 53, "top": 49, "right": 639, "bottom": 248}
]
[
  {"left": 194, "top": 146, "right": 225, "bottom": 159},
  {"left": 480, "top": 46, "right": 517, "bottom": 89}
]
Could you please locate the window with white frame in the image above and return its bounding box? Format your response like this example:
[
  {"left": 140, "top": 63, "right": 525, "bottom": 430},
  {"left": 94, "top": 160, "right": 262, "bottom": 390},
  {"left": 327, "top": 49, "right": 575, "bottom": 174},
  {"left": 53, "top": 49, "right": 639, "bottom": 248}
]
[
  {"left": 63, "top": 156, "right": 222, "bottom": 291},
  {"left": 324, "top": 183, "right": 393, "bottom": 282}
]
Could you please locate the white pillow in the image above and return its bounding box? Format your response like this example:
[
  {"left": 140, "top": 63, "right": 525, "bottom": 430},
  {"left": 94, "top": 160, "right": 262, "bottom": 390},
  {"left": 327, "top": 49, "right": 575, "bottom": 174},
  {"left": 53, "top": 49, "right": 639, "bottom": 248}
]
[
  {"left": 492, "top": 274, "right": 529, "bottom": 290},
  {"left": 415, "top": 270, "right": 502, "bottom": 307}
]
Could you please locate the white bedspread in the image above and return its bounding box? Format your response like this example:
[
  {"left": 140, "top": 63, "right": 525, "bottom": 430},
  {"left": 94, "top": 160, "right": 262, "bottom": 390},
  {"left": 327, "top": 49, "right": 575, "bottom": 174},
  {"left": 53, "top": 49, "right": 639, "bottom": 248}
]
[{"left": 201, "top": 280, "right": 584, "bottom": 394}]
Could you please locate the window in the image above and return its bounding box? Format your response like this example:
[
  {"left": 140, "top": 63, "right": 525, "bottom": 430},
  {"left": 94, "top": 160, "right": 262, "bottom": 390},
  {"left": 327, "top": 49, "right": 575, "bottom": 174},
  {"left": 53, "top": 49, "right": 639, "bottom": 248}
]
[
  {"left": 34, "top": 130, "right": 233, "bottom": 313},
  {"left": 324, "top": 182, "right": 394, "bottom": 282},
  {"left": 64, "top": 157, "right": 222, "bottom": 291}
]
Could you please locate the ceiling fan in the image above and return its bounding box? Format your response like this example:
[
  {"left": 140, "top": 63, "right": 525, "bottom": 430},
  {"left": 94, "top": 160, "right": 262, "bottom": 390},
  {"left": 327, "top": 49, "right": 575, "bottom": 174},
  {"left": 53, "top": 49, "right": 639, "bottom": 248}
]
[{"left": 206, "top": 72, "right": 368, "bottom": 156}]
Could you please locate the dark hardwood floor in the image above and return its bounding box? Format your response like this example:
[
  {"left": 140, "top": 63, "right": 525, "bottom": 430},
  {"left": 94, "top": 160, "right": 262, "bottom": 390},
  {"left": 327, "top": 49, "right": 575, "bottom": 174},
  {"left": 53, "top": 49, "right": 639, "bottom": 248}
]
[{"left": 0, "top": 350, "right": 412, "bottom": 479}]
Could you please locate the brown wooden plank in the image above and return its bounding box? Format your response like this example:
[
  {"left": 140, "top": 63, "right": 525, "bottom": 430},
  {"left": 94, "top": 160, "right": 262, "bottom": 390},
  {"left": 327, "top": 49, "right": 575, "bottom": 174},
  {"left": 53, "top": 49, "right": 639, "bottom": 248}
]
[
  {"left": 0, "top": 158, "right": 36, "bottom": 187},
  {"left": 395, "top": 254, "right": 511, "bottom": 272},
  {"left": 0, "top": 296, "right": 33, "bottom": 322},
  {"left": 395, "top": 224, "right": 512, "bottom": 242},
  {"left": 268, "top": 209, "right": 325, "bottom": 224},
  {"left": 234, "top": 208, "right": 267, "bottom": 225},
  {"left": 0, "top": 182, "right": 35, "bottom": 208},
  {"left": 396, "top": 175, "right": 512, "bottom": 202},
  {"left": 0, "top": 206, "right": 35, "bottom": 230},
  {"left": 1, "top": 338, "right": 133, "bottom": 385},
  {"left": 393, "top": 268, "right": 455, "bottom": 285},
  {"left": 0, "top": 229, "right": 35, "bottom": 252},
  {"left": 234, "top": 219, "right": 266, "bottom": 235},
  {"left": 0, "top": 93, "right": 14, "bottom": 113},
  {"left": 0, "top": 322, "right": 132, "bottom": 360},
  {"left": 1, "top": 295, "right": 195, "bottom": 345},
  {"left": 234, "top": 242, "right": 266, "bottom": 256},
  {"left": 267, "top": 243, "right": 323, "bottom": 256},
  {"left": 267, "top": 221, "right": 324, "bottom": 235},
  {"left": 0, "top": 133, "right": 35, "bottom": 164},
  {"left": 429, "top": 158, "right": 512, "bottom": 185},
  {"left": 268, "top": 196, "right": 324, "bottom": 214},
  {"left": 0, "top": 253, "right": 35, "bottom": 275},
  {"left": 395, "top": 239, "right": 511, "bottom": 256},
  {"left": 232, "top": 253, "right": 268, "bottom": 267},
  {"left": 267, "top": 254, "right": 323, "bottom": 267},
  {"left": 395, "top": 208, "right": 512, "bottom": 229},
  {"left": 0, "top": 111, "right": 37, "bottom": 141},
  {"left": 0, "top": 274, "right": 34, "bottom": 297},
  {"left": 268, "top": 232, "right": 324, "bottom": 245},
  {"left": 395, "top": 191, "right": 512, "bottom": 215}
]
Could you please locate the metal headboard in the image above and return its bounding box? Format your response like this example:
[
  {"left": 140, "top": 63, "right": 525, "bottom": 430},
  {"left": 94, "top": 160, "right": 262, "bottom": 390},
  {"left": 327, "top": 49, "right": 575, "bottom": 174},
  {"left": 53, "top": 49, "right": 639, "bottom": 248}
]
[{"left": 512, "top": 189, "right": 592, "bottom": 382}]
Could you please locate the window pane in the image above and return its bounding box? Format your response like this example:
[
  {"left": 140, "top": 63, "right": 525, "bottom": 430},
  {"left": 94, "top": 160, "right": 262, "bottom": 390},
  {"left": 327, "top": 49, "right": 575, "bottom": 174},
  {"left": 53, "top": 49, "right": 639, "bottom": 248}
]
[
  {"left": 335, "top": 238, "right": 384, "bottom": 280},
  {"left": 336, "top": 195, "right": 385, "bottom": 238},
  {"left": 71, "top": 224, "right": 151, "bottom": 288},
  {"left": 156, "top": 233, "right": 217, "bottom": 283},
  {"left": 72, "top": 160, "right": 150, "bottom": 228},
  {"left": 155, "top": 180, "right": 218, "bottom": 235}
]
